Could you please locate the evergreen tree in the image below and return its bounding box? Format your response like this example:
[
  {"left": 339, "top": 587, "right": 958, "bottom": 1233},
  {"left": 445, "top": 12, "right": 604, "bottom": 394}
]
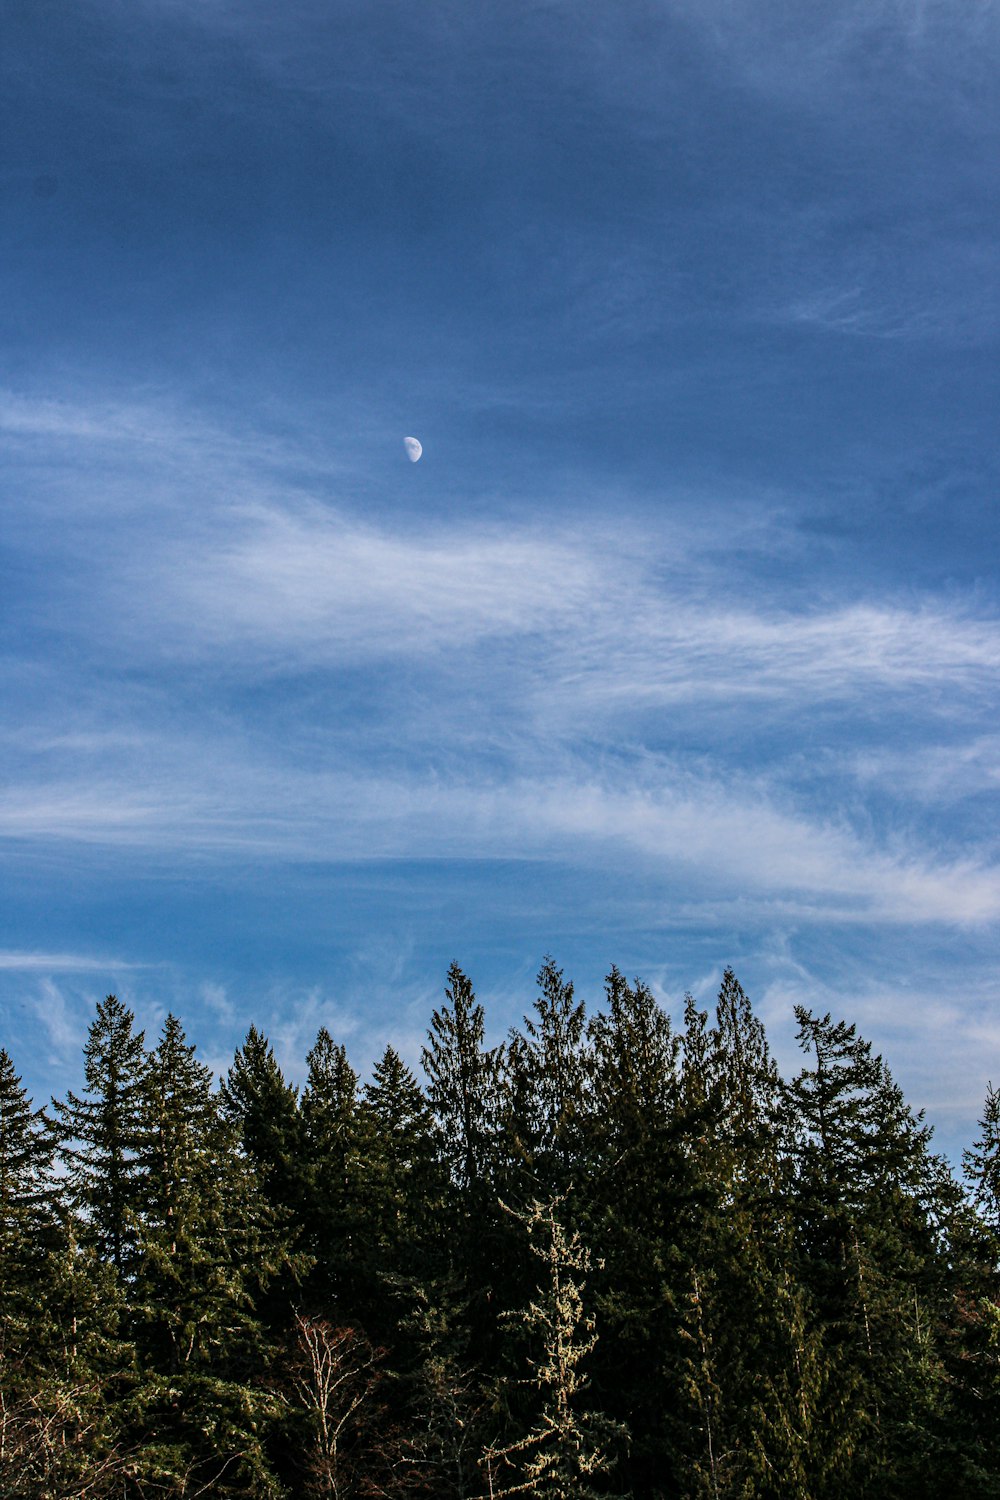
[
  {"left": 1, "top": 1050, "right": 136, "bottom": 1496},
  {"left": 363, "top": 1046, "right": 443, "bottom": 1283},
  {"left": 299, "top": 1027, "right": 373, "bottom": 1320},
  {"left": 0, "top": 1048, "right": 58, "bottom": 1295},
  {"left": 966, "top": 1081, "right": 1000, "bottom": 1235},
  {"left": 222, "top": 1024, "right": 303, "bottom": 1216},
  {"left": 708, "top": 968, "right": 782, "bottom": 1187},
  {"left": 504, "top": 958, "right": 590, "bottom": 1199},
  {"left": 423, "top": 966, "right": 506, "bottom": 1368},
  {"left": 422, "top": 964, "right": 501, "bottom": 1194},
  {"left": 784, "top": 1007, "right": 962, "bottom": 1496},
  {"left": 583, "top": 968, "right": 692, "bottom": 1494},
  {"left": 53, "top": 994, "right": 148, "bottom": 1277},
  {"left": 132, "top": 1013, "right": 286, "bottom": 1495}
]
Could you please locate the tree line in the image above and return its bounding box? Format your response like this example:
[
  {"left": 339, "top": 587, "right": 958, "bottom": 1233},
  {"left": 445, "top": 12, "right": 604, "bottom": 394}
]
[{"left": 1, "top": 958, "right": 999, "bottom": 1497}]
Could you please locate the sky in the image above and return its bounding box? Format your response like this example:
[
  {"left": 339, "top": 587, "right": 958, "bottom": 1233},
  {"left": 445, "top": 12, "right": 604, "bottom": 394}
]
[{"left": 1, "top": 0, "right": 998, "bottom": 1160}]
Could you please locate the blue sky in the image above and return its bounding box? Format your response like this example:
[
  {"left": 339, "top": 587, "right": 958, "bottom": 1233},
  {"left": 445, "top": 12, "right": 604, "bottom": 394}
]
[{"left": 2, "top": 0, "right": 998, "bottom": 1157}]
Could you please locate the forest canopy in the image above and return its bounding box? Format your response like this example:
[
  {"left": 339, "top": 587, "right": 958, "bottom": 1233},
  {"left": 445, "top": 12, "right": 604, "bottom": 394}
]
[{"left": 1, "top": 960, "right": 999, "bottom": 1498}]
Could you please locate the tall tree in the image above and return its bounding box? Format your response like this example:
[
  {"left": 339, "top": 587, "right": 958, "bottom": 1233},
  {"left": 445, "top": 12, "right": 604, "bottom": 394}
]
[
  {"left": 422, "top": 964, "right": 501, "bottom": 1195},
  {"left": 504, "top": 958, "right": 590, "bottom": 1199},
  {"left": 784, "top": 1007, "right": 963, "bottom": 1495},
  {"left": 222, "top": 1025, "right": 302, "bottom": 1217},
  {"left": 132, "top": 1013, "right": 285, "bottom": 1495},
  {"left": 299, "top": 1028, "right": 374, "bottom": 1322},
  {"left": 583, "top": 968, "right": 693, "bottom": 1494},
  {"left": 0, "top": 1047, "right": 58, "bottom": 1267},
  {"left": 363, "top": 1046, "right": 442, "bottom": 1281},
  {"left": 53, "top": 994, "right": 148, "bottom": 1277},
  {"left": 2, "top": 1049, "right": 135, "bottom": 1498}
]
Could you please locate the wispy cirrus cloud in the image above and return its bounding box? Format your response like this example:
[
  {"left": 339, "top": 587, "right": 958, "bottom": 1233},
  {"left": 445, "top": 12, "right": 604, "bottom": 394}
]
[
  {"left": 0, "top": 950, "right": 143, "bottom": 972},
  {"left": 0, "top": 752, "right": 996, "bottom": 926}
]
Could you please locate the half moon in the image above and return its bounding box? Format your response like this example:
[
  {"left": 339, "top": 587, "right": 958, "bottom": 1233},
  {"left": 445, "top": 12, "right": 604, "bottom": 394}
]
[{"left": 404, "top": 436, "right": 423, "bottom": 463}]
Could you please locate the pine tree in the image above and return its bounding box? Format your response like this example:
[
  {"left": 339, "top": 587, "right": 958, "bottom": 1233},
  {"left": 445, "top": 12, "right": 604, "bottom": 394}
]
[
  {"left": 222, "top": 1024, "right": 303, "bottom": 1216},
  {"left": 0, "top": 1047, "right": 58, "bottom": 1268},
  {"left": 582, "top": 968, "right": 693, "bottom": 1494},
  {"left": 672, "top": 978, "right": 823, "bottom": 1500},
  {"left": 299, "top": 1027, "right": 373, "bottom": 1321},
  {"left": 708, "top": 968, "right": 782, "bottom": 1187},
  {"left": 783, "top": 1007, "right": 962, "bottom": 1495},
  {"left": 966, "top": 1081, "right": 1000, "bottom": 1234},
  {"left": 503, "top": 959, "right": 590, "bottom": 1200},
  {"left": 422, "top": 964, "right": 501, "bottom": 1195},
  {"left": 1, "top": 1049, "right": 136, "bottom": 1497},
  {"left": 423, "top": 966, "right": 506, "bottom": 1368},
  {"left": 53, "top": 994, "right": 148, "bottom": 1278},
  {"left": 363, "top": 1046, "right": 442, "bottom": 1282},
  {"left": 131, "top": 1013, "right": 285, "bottom": 1495}
]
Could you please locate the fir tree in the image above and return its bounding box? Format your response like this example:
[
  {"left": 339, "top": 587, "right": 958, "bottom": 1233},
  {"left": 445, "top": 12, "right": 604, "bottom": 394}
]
[
  {"left": 583, "top": 969, "right": 692, "bottom": 1494},
  {"left": 132, "top": 1013, "right": 286, "bottom": 1495},
  {"left": 422, "top": 964, "right": 501, "bottom": 1194},
  {"left": 965, "top": 1081, "right": 1000, "bottom": 1234},
  {"left": 53, "top": 994, "right": 148, "bottom": 1277},
  {"left": 784, "top": 1007, "right": 963, "bottom": 1495},
  {"left": 504, "top": 959, "right": 590, "bottom": 1198},
  {"left": 222, "top": 1024, "right": 303, "bottom": 1216},
  {"left": 300, "top": 1027, "right": 373, "bottom": 1320},
  {"left": 0, "top": 1047, "right": 59, "bottom": 1311},
  {"left": 363, "top": 1046, "right": 443, "bottom": 1282}
]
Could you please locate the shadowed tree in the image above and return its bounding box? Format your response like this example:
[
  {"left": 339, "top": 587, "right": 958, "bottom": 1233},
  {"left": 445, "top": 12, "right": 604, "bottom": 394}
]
[
  {"left": 53, "top": 994, "right": 148, "bottom": 1279},
  {"left": 131, "top": 1013, "right": 288, "bottom": 1495}
]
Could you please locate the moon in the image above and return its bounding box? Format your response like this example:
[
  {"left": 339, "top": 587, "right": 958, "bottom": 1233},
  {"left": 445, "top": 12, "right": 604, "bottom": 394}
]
[{"left": 404, "top": 436, "right": 423, "bottom": 463}]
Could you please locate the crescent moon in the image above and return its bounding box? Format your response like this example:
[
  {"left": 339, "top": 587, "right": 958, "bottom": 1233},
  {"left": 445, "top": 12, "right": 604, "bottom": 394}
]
[{"left": 404, "top": 436, "right": 423, "bottom": 463}]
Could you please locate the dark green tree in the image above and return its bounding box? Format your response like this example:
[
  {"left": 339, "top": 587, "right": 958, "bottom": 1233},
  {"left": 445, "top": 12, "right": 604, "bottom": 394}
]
[
  {"left": 1, "top": 1049, "right": 136, "bottom": 1497},
  {"left": 222, "top": 1024, "right": 303, "bottom": 1216},
  {"left": 363, "top": 1046, "right": 443, "bottom": 1281},
  {"left": 504, "top": 958, "right": 590, "bottom": 1199},
  {"left": 53, "top": 994, "right": 148, "bottom": 1278},
  {"left": 423, "top": 964, "right": 501, "bottom": 1195},
  {"left": 783, "top": 1007, "right": 964, "bottom": 1496},
  {"left": 0, "top": 1047, "right": 58, "bottom": 1275},
  {"left": 299, "top": 1027, "right": 374, "bottom": 1322},
  {"left": 582, "top": 968, "right": 693, "bottom": 1494},
  {"left": 132, "top": 1013, "right": 286, "bottom": 1495}
]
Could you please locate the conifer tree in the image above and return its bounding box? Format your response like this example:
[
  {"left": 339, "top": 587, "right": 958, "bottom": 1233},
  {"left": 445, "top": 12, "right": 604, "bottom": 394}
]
[
  {"left": 363, "top": 1046, "right": 442, "bottom": 1279},
  {"left": 783, "top": 1007, "right": 961, "bottom": 1494},
  {"left": 966, "top": 1081, "right": 1000, "bottom": 1234},
  {"left": 422, "top": 964, "right": 501, "bottom": 1194},
  {"left": 582, "top": 969, "right": 692, "bottom": 1492},
  {"left": 299, "top": 1027, "right": 373, "bottom": 1321},
  {"left": 2, "top": 1049, "right": 136, "bottom": 1496},
  {"left": 504, "top": 959, "right": 590, "bottom": 1198},
  {"left": 53, "top": 994, "right": 148, "bottom": 1277},
  {"left": 0, "top": 1047, "right": 58, "bottom": 1268},
  {"left": 132, "top": 1013, "right": 286, "bottom": 1495},
  {"left": 708, "top": 968, "right": 782, "bottom": 1185},
  {"left": 222, "top": 1024, "right": 302, "bottom": 1216}
]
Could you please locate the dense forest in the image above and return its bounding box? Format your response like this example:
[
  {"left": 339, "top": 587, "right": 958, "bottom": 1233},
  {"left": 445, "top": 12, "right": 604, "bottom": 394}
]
[{"left": 1, "top": 960, "right": 999, "bottom": 1498}]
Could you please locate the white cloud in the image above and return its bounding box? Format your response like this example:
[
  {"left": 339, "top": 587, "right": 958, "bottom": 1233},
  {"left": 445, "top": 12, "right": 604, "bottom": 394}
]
[
  {"left": 0, "top": 755, "right": 996, "bottom": 927},
  {"left": 0, "top": 950, "right": 140, "bottom": 972}
]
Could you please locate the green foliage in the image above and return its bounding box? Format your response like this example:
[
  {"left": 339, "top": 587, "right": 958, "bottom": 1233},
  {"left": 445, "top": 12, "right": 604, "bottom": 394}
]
[
  {"left": 54, "top": 993, "right": 148, "bottom": 1276},
  {"left": 423, "top": 963, "right": 501, "bottom": 1193},
  {"left": 1, "top": 960, "right": 995, "bottom": 1498}
]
